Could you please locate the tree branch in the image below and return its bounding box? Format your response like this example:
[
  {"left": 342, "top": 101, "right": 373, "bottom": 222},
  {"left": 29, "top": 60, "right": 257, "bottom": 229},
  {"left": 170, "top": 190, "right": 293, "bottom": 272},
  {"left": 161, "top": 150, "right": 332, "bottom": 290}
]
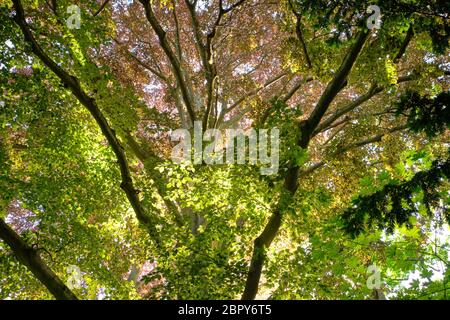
[
  {"left": 0, "top": 217, "right": 78, "bottom": 300},
  {"left": 394, "top": 25, "right": 414, "bottom": 63},
  {"left": 313, "top": 83, "right": 383, "bottom": 136},
  {"left": 12, "top": 0, "right": 160, "bottom": 243},
  {"left": 313, "top": 74, "right": 417, "bottom": 136},
  {"left": 201, "top": 0, "right": 246, "bottom": 130},
  {"left": 123, "top": 45, "right": 171, "bottom": 83},
  {"left": 281, "top": 76, "right": 314, "bottom": 103},
  {"left": 288, "top": 0, "right": 312, "bottom": 69},
  {"left": 171, "top": 0, "right": 183, "bottom": 60},
  {"left": 242, "top": 29, "right": 369, "bottom": 300},
  {"left": 304, "top": 30, "right": 370, "bottom": 142},
  {"left": 139, "top": 0, "right": 196, "bottom": 125},
  {"left": 300, "top": 125, "right": 409, "bottom": 176},
  {"left": 184, "top": 0, "right": 214, "bottom": 131},
  {"left": 93, "top": 0, "right": 111, "bottom": 17},
  {"left": 184, "top": 0, "right": 208, "bottom": 70},
  {"left": 218, "top": 71, "right": 288, "bottom": 126},
  {"left": 341, "top": 124, "right": 408, "bottom": 152},
  {"left": 258, "top": 76, "right": 314, "bottom": 126}
]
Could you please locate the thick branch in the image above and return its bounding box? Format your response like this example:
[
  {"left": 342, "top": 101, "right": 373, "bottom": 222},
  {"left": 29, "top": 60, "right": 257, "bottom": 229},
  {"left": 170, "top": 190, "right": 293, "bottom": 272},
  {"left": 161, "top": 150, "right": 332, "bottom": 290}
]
[
  {"left": 242, "top": 29, "right": 369, "bottom": 300},
  {"left": 185, "top": 0, "right": 208, "bottom": 71},
  {"left": 44, "top": 0, "right": 57, "bottom": 14},
  {"left": 93, "top": 0, "right": 111, "bottom": 17},
  {"left": 171, "top": 0, "right": 183, "bottom": 59},
  {"left": 313, "top": 74, "right": 417, "bottom": 136},
  {"left": 0, "top": 218, "right": 78, "bottom": 300},
  {"left": 12, "top": 0, "right": 159, "bottom": 242},
  {"left": 125, "top": 134, "right": 184, "bottom": 227},
  {"left": 241, "top": 209, "right": 281, "bottom": 300},
  {"left": 289, "top": 0, "right": 312, "bottom": 69},
  {"left": 139, "top": 0, "right": 196, "bottom": 125},
  {"left": 394, "top": 25, "right": 414, "bottom": 63},
  {"left": 304, "top": 30, "right": 369, "bottom": 141},
  {"left": 184, "top": 0, "right": 211, "bottom": 129},
  {"left": 201, "top": 0, "right": 246, "bottom": 130},
  {"left": 313, "top": 83, "right": 383, "bottom": 135}
]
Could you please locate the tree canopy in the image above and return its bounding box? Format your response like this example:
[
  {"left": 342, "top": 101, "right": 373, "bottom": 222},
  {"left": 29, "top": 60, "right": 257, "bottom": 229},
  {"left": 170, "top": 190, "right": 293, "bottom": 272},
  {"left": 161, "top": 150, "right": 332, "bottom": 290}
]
[{"left": 0, "top": 0, "right": 449, "bottom": 300}]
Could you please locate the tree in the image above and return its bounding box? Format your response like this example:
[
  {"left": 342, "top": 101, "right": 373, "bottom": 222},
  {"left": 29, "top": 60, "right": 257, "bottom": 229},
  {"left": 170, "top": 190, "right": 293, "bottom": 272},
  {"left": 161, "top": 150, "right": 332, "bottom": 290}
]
[{"left": 0, "top": 0, "right": 449, "bottom": 299}]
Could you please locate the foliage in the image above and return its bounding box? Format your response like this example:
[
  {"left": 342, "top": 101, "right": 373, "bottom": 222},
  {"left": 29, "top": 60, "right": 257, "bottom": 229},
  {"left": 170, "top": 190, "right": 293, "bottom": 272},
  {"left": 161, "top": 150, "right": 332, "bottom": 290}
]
[
  {"left": 395, "top": 90, "right": 450, "bottom": 137},
  {"left": 342, "top": 154, "right": 450, "bottom": 237},
  {"left": 0, "top": 0, "right": 449, "bottom": 300}
]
